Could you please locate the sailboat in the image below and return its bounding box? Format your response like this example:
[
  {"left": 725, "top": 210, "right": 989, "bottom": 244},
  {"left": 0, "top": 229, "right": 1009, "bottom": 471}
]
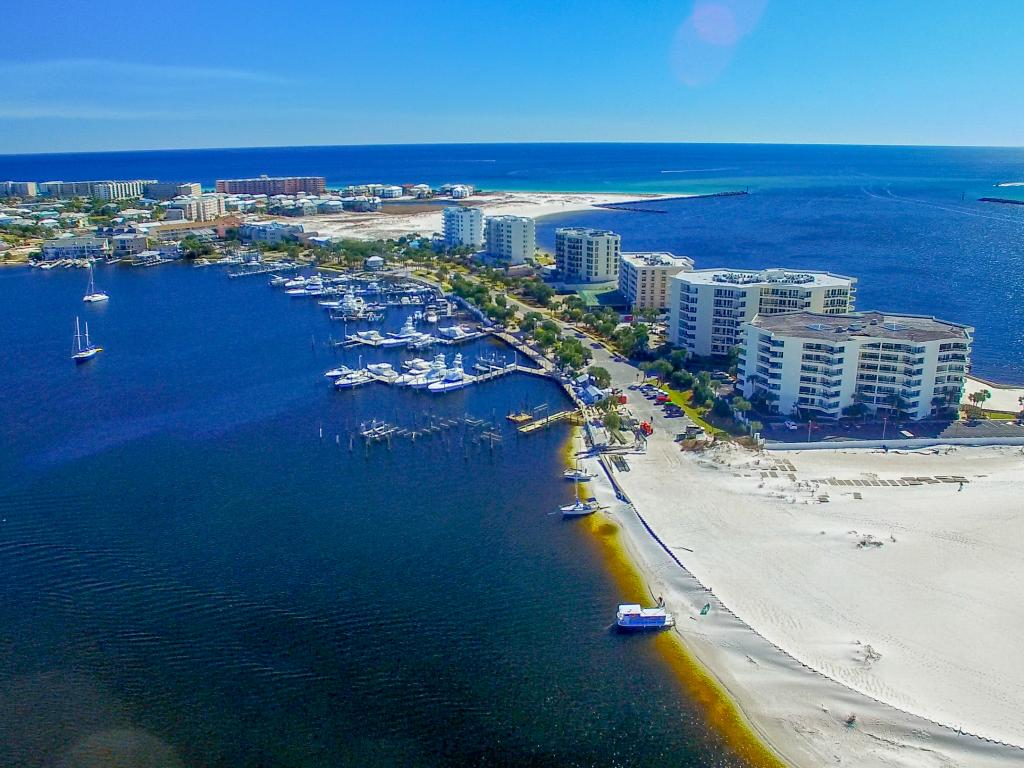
[
  {"left": 560, "top": 481, "right": 598, "bottom": 517},
  {"left": 82, "top": 264, "right": 109, "bottom": 303},
  {"left": 563, "top": 459, "right": 596, "bottom": 482},
  {"left": 71, "top": 316, "right": 102, "bottom": 363}
]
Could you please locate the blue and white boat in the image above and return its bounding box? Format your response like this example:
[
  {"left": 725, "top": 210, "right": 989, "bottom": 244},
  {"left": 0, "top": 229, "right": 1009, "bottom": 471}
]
[
  {"left": 616, "top": 603, "right": 675, "bottom": 630},
  {"left": 71, "top": 316, "right": 102, "bottom": 363}
]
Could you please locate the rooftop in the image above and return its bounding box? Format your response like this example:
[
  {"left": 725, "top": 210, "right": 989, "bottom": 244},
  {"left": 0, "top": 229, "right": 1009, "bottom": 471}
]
[
  {"left": 555, "top": 227, "right": 620, "bottom": 238},
  {"left": 676, "top": 267, "right": 855, "bottom": 289},
  {"left": 622, "top": 251, "right": 693, "bottom": 269},
  {"left": 751, "top": 311, "right": 973, "bottom": 343}
]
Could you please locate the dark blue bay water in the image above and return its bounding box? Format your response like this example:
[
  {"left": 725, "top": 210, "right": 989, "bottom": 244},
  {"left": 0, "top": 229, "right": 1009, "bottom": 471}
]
[
  {"left": 0, "top": 265, "right": 750, "bottom": 767},
  {"left": 3, "top": 143, "right": 1023, "bottom": 379}
]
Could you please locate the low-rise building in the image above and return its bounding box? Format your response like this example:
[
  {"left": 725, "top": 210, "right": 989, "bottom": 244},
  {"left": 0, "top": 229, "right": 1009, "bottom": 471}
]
[
  {"left": 619, "top": 251, "right": 694, "bottom": 311},
  {"left": 111, "top": 233, "right": 149, "bottom": 257},
  {"left": 380, "top": 185, "right": 403, "bottom": 199},
  {"left": 442, "top": 206, "right": 484, "bottom": 248},
  {"left": 239, "top": 220, "right": 304, "bottom": 245},
  {"left": 341, "top": 196, "right": 381, "bottom": 212},
  {"left": 669, "top": 268, "right": 857, "bottom": 357},
  {"left": 554, "top": 227, "right": 621, "bottom": 283},
  {"left": 738, "top": 310, "right": 973, "bottom": 421},
  {"left": 484, "top": 215, "right": 536, "bottom": 264},
  {"left": 365, "top": 255, "right": 385, "bottom": 271},
  {"left": 41, "top": 236, "right": 111, "bottom": 260}
]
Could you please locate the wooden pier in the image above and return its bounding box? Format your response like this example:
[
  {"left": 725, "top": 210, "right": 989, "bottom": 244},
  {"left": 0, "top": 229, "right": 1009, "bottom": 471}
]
[{"left": 517, "top": 409, "right": 581, "bottom": 433}]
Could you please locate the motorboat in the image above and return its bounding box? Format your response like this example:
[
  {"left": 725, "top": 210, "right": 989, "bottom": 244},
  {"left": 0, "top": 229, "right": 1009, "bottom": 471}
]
[
  {"left": 82, "top": 264, "right": 109, "bottom": 303},
  {"left": 334, "top": 370, "right": 373, "bottom": 389},
  {"left": 410, "top": 354, "right": 448, "bottom": 389},
  {"left": 616, "top": 603, "right": 675, "bottom": 630},
  {"left": 427, "top": 353, "right": 472, "bottom": 392},
  {"left": 324, "top": 365, "right": 353, "bottom": 378},
  {"left": 71, "top": 316, "right": 102, "bottom": 363},
  {"left": 424, "top": 309, "right": 438, "bottom": 323},
  {"left": 366, "top": 362, "right": 396, "bottom": 376}
]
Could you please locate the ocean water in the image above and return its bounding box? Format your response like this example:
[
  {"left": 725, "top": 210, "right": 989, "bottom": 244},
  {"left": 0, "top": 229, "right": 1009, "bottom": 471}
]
[
  {"left": 0, "top": 266, "right": 751, "bottom": 767},
  {"left": 3, "top": 142, "right": 1023, "bottom": 379}
]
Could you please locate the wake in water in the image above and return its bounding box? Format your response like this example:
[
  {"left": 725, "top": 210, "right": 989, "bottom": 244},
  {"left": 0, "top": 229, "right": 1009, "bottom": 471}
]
[{"left": 860, "top": 185, "right": 1024, "bottom": 225}]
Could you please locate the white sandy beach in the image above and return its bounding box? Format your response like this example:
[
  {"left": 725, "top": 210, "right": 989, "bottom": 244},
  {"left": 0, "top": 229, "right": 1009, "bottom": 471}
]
[
  {"left": 578, "top": 430, "right": 1024, "bottom": 766},
  {"left": 298, "top": 191, "right": 664, "bottom": 241}
]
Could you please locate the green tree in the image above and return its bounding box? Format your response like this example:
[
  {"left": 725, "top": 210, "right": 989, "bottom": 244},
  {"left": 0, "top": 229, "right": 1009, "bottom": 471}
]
[
  {"left": 602, "top": 410, "right": 622, "bottom": 431},
  {"left": 587, "top": 366, "right": 612, "bottom": 388},
  {"left": 648, "top": 359, "right": 674, "bottom": 381}
]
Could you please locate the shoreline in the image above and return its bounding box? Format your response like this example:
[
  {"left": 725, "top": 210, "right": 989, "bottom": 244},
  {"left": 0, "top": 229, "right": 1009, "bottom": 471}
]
[
  {"left": 573, "top": 435, "right": 1024, "bottom": 766},
  {"left": 290, "top": 190, "right": 683, "bottom": 242}
]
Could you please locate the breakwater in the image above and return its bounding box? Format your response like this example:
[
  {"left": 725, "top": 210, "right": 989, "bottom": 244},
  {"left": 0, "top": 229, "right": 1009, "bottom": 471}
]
[{"left": 594, "top": 190, "right": 749, "bottom": 214}]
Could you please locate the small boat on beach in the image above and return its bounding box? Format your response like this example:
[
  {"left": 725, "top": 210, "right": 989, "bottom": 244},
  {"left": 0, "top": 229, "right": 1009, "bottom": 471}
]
[
  {"left": 71, "top": 316, "right": 102, "bottom": 363},
  {"left": 560, "top": 481, "right": 598, "bottom": 517},
  {"left": 616, "top": 601, "right": 675, "bottom": 630},
  {"left": 564, "top": 466, "right": 596, "bottom": 482}
]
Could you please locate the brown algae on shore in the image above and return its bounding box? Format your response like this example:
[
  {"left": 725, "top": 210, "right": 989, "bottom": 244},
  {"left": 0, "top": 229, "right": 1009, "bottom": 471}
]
[{"left": 564, "top": 429, "right": 786, "bottom": 768}]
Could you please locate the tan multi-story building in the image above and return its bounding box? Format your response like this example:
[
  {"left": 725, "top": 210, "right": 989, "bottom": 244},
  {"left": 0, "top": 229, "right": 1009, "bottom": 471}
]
[
  {"left": 215, "top": 176, "right": 326, "bottom": 195},
  {"left": 144, "top": 181, "right": 202, "bottom": 200},
  {"left": 669, "top": 267, "right": 857, "bottom": 357},
  {"left": 738, "top": 310, "right": 973, "bottom": 420},
  {"left": 555, "top": 227, "right": 620, "bottom": 283},
  {"left": 619, "top": 251, "right": 694, "bottom": 311},
  {"left": 166, "top": 194, "right": 226, "bottom": 222},
  {"left": 0, "top": 181, "right": 38, "bottom": 197}
]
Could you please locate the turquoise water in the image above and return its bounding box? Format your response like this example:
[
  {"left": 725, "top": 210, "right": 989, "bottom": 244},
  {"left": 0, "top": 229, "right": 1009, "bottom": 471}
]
[{"left": 0, "top": 265, "right": 751, "bottom": 767}]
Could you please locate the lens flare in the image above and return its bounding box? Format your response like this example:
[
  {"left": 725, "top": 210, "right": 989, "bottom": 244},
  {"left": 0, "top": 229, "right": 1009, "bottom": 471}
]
[{"left": 671, "top": 0, "right": 768, "bottom": 86}]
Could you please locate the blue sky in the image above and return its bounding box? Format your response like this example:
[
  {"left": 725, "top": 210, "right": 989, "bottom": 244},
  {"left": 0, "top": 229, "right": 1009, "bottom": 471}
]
[{"left": 1, "top": 0, "right": 1021, "bottom": 153}]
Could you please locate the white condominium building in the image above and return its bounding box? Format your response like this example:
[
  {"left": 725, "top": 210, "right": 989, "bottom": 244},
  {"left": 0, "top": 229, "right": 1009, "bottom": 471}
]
[
  {"left": 442, "top": 206, "right": 484, "bottom": 248},
  {"left": 619, "top": 251, "right": 694, "bottom": 311},
  {"left": 41, "top": 236, "right": 111, "bottom": 260},
  {"left": 669, "top": 268, "right": 856, "bottom": 357},
  {"left": 738, "top": 311, "right": 973, "bottom": 421},
  {"left": 555, "top": 227, "right": 621, "bottom": 283},
  {"left": 484, "top": 215, "right": 536, "bottom": 264}
]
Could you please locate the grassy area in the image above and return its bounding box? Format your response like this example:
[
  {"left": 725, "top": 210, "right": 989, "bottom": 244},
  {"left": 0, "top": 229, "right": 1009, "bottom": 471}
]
[
  {"left": 655, "top": 384, "right": 729, "bottom": 437},
  {"left": 984, "top": 410, "right": 1020, "bottom": 421}
]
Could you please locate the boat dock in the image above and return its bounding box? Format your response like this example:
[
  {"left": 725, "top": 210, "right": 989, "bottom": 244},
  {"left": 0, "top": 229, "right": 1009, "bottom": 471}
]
[
  {"left": 228, "top": 262, "right": 303, "bottom": 278},
  {"left": 517, "top": 409, "right": 581, "bottom": 433}
]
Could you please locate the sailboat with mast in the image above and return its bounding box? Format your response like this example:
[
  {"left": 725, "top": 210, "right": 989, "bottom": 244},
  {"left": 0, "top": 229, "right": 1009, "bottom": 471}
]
[
  {"left": 560, "top": 480, "right": 599, "bottom": 517},
  {"left": 82, "top": 264, "right": 109, "bottom": 303},
  {"left": 71, "top": 316, "right": 102, "bottom": 363}
]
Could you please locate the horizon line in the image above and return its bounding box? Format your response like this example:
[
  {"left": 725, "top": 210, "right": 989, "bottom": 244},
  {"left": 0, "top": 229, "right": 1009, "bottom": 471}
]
[{"left": 2, "top": 139, "right": 1024, "bottom": 159}]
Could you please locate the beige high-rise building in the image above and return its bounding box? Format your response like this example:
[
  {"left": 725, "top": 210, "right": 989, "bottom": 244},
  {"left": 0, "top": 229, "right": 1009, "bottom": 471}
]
[
  {"left": 619, "top": 252, "right": 694, "bottom": 311},
  {"left": 555, "top": 227, "right": 620, "bottom": 283}
]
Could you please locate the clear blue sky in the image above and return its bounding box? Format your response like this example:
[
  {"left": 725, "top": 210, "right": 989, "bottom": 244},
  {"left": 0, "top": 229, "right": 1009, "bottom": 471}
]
[{"left": 1, "top": 0, "right": 1021, "bottom": 153}]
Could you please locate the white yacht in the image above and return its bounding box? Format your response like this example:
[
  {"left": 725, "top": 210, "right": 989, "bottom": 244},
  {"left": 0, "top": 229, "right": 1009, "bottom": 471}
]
[
  {"left": 71, "top": 316, "right": 102, "bottom": 363},
  {"left": 427, "top": 353, "right": 472, "bottom": 392},
  {"left": 334, "top": 370, "right": 373, "bottom": 389},
  {"left": 82, "top": 265, "right": 109, "bottom": 303},
  {"left": 324, "top": 365, "right": 353, "bottom": 379},
  {"left": 410, "top": 354, "right": 448, "bottom": 389}
]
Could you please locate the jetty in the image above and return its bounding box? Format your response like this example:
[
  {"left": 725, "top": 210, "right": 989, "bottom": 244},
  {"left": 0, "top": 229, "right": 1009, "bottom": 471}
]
[{"left": 594, "top": 190, "right": 749, "bottom": 213}]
